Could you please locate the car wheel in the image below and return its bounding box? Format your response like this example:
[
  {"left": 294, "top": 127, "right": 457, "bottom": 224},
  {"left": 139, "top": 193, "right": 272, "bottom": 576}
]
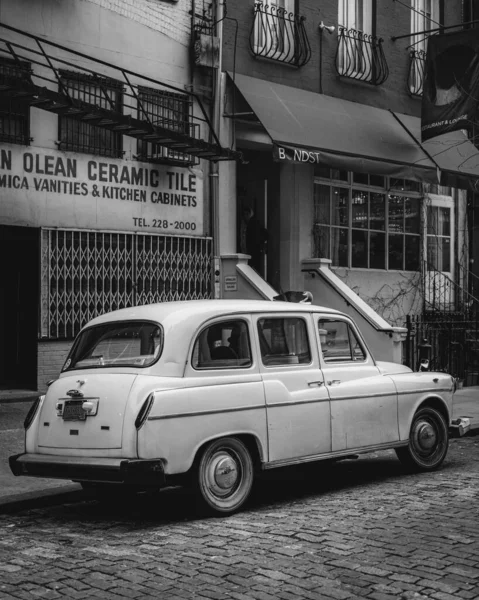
[
  {"left": 395, "top": 406, "right": 449, "bottom": 471},
  {"left": 194, "top": 437, "right": 254, "bottom": 516}
]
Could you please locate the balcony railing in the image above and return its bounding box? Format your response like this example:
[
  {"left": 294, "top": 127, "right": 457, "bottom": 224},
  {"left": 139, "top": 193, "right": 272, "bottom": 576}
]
[
  {"left": 335, "top": 27, "right": 389, "bottom": 85},
  {"left": 250, "top": 2, "right": 311, "bottom": 67},
  {"left": 407, "top": 49, "right": 426, "bottom": 96}
]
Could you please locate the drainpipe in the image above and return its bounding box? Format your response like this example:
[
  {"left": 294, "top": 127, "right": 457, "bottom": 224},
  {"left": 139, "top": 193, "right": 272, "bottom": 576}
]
[{"left": 210, "top": 0, "right": 224, "bottom": 297}]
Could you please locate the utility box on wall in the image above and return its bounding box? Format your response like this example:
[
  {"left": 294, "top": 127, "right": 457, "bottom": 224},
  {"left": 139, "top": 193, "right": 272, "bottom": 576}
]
[{"left": 193, "top": 32, "right": 220, "bottom": 68}]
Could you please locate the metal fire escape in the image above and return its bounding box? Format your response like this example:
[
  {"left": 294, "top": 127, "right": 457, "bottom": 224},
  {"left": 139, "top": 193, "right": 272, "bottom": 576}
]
[{"left": 0, "top": 22, "right": 240, "bottom": 162}]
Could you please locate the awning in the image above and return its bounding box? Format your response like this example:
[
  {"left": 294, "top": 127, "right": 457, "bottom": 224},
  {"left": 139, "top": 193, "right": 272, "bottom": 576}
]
[{"left": 229, "top": 72, "right": 479, "bottom": 190}]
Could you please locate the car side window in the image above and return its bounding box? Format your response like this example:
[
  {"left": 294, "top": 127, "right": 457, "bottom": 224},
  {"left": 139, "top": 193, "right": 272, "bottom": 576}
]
[
  {"left": 192, "top": 320, "right": 252, "bottom": 369},
  {"left": 318, "top": 319, "right": 366, "bottom": 363},
  {"left": 257, "top": 317, "right": 311, "bottom": 366}
]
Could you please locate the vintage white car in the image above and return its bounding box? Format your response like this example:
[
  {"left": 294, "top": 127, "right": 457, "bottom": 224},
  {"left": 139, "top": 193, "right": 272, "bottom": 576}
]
[{"left": 11, "top": 299, "right": 457, "bottom": 515}]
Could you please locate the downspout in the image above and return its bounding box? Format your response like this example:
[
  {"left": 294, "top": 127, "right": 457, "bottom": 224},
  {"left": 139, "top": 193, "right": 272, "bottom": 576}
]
[{"left": 210, "top": 0, "right": 224, "bottom": 297}]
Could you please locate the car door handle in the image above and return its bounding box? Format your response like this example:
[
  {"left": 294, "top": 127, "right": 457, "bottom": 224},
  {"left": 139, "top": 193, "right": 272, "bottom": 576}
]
[
  {"left": 327, "top": 380, "right": 341, "bottom": 386},
  {"left": 307, "top": 380, "right": 324, "bottom": 387}
]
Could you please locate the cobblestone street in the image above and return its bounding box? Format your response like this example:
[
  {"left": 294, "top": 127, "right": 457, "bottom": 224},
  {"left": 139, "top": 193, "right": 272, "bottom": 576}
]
[{"left": 0, "top": 437, "right": 478, "bottom": 600}]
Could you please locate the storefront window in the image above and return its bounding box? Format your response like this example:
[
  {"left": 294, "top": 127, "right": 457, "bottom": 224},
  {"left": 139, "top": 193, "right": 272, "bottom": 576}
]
[{"left": 313, "top": 170, "right": 421, "bottom": 271}]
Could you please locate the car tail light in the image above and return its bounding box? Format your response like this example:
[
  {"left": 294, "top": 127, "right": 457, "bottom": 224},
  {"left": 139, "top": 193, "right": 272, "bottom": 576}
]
[
  {"left": 135, "top": 394, "right": 154, "bottom": 430},
  {"left": 24, "top": 395, "right": 44, "bottom": 430}
]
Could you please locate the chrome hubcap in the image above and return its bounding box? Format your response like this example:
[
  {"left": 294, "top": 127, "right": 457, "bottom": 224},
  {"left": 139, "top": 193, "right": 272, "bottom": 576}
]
[
  {"left": 206, "top": 451, "right": 239, "bottom": 498},
  {"left": 413, "top": 419, "right": 438, "bottom": 455}
]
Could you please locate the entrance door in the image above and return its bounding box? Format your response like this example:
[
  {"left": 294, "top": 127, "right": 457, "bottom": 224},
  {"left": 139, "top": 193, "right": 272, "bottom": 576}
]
[{"left": 0, "top": 225, "right": 39, "bottom": 389}]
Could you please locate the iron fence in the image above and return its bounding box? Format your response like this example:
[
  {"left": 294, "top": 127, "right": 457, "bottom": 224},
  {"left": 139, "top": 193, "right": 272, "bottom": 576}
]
[
  {"left": 405, "top": 314, "right": 479, "bottom": 386},
  {"left": 335, "top": 27, "right": 389, "bottom": 85}
]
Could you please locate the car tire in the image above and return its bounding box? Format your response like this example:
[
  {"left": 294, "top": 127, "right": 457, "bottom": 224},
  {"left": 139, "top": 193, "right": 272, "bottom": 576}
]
[
  {"left": 194, "top": 437, "right": 254, "bottom": 516},
  {"left": 395, "top": 406, "right": 449, "bottom": 471}
]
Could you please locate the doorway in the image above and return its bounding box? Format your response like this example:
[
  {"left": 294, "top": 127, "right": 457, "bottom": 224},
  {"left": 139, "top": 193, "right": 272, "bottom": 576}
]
[{"left": 0, "top": 225, "right": 39, "bottom": 389}]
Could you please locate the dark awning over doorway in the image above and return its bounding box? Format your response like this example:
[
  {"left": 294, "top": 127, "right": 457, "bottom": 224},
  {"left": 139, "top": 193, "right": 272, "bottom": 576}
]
[{"left": 229, "top": 72, "right": 479, "bottom": 190}]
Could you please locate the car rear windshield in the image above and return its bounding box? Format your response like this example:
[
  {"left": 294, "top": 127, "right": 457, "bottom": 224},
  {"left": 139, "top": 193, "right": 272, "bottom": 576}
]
[{"left": 63, "top": 321, "right": 163, "bottom": 371}]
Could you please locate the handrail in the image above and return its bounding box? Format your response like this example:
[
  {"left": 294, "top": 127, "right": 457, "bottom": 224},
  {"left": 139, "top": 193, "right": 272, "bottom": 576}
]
[{"left": 423, "top": 260, "right": 479, "bottom": 315}]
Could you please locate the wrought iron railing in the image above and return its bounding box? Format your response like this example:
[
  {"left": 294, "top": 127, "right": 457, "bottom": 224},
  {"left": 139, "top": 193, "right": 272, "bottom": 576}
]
[
  {"left": 405, "top": 314, "right": 479, "bottom": 385},
  {"left": 0, "top": 22, "right": 240, "bottom": 162},
  {"left": 250, "top": 2, "right": 311, "bottom": 67},
  {"left": 407, "top": 49, "right": 426, "bottom": 96},
  {"left": 423, "top": 260, "right": 479, "bottom": 316},
  {"left": 458, "top": 262, "right": 479, "bottom": 303},
  {"left": 335, "top": 27, "right": 389, "bottom": 85}
]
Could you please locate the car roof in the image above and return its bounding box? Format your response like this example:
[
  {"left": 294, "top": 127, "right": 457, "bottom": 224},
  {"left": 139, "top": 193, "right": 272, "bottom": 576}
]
[{"left": 85, "top": 299, "right": 344, "bottom": 328}]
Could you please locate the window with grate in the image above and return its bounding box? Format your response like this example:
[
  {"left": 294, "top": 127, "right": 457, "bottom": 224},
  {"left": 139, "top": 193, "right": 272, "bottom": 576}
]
[
  {"left": 137, "top": 87, "right": 198, "bottom": 165},
  {"left": 313, "top": 167, "right": 422, "bottom": 272},
  {"left": 0, "top": 58, "right": 31, "bottom": 145},
  {"left": 58, "top": 71, "right": 123, "bottom": 158}
]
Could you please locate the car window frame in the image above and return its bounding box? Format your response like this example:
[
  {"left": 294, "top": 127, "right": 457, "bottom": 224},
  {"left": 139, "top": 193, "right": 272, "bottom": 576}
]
[
  {"left": 62, "top": 319, "right": 164, "bottom": 372},
  {"left": 190, "top": 317, "right": 254, "bottom": 371},
  {"left": 315, "top": 315, "right": 370, "bottom": 366},
  {"left": 255, "top": 313, "right": 314, "bottom": 369}
]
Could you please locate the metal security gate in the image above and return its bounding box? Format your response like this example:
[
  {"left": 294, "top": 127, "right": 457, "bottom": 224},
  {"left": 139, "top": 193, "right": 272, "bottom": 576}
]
[{"left": 40, "top": 229, "right": 212, "bottom": 339}]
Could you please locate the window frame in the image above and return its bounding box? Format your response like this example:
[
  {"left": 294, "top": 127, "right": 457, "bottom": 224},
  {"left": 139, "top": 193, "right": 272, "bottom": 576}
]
[
  {"left": 313, "top": 168, "right": 422, "bottom": 272},
  {"left": 0, "top": 57, "right": 31, "bottom": 146},
  {"left": 136, "top": 86, "right": 197, "bottom": 165},
  {"left": 425, "top": 197, "right": 453, "bottom": 275},
  {"left": 337, "top": 0, "right": 375, "bottom": 80},
  {"left": 191, "top": 318, "right": 253, "bottom": 371},
  {"left": 409, "top": 0, "right": 441, "bottom": 95},
  {"left": 58, "top": 70, "right": 123, "bottom": 158},
  {"left": 339, "top": 0, "right": 374, "bottom": 34}
]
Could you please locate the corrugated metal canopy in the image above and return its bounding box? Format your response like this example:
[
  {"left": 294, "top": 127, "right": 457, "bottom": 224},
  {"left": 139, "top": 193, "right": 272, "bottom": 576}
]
[{"left": 229, "top": 72, "right": 479, "bottom": 189}]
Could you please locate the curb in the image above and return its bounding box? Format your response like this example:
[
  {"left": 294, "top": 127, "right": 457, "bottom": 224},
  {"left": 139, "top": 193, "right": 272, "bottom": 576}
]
[{"left": 0, "top": 484, "right": 85, "bottom": 514}]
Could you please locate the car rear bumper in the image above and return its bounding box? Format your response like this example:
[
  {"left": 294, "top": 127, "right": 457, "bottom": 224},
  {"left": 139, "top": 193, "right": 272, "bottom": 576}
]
[{"left": 9, "top": 453, "right": 166, "bottom": 487}]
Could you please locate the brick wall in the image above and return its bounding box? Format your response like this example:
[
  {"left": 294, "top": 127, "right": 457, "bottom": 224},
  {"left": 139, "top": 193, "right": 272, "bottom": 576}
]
[
  {"left": 37, "top": 341, "right": 73, "bottom": 391},
  {"left": 86, "top": 0, "right": 191, "bottom": 45},
  {"left": 222, "top": 0, "right": 464, "bottom": 116}
]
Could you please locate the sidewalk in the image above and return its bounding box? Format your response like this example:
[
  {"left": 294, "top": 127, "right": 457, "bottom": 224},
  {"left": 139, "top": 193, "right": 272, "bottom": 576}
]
[
  {"left": 0, "top": 386, "right": 478, "bottom": 514},
  {"left": 0, "top": 389, "right": 44, "bottom": 403}
]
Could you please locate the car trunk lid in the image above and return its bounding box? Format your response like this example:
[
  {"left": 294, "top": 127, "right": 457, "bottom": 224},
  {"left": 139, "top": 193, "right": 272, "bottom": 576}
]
[{"left": 37, "top": 374, "right": 137, "bottom": 450}]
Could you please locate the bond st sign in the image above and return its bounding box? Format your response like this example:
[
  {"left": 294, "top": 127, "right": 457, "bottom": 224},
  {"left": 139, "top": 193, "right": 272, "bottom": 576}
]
[{"left": 0, "top": 144, "right": 204, "bottom": 236}]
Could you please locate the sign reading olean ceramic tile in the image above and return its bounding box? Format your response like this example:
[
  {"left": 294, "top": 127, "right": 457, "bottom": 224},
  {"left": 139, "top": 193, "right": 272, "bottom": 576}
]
[
  {"left": 0, "top": 144, "right": 204, "bottom": 236},
  {"left": 224, "top": 276, "right": 237, "bottom": 291}
]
